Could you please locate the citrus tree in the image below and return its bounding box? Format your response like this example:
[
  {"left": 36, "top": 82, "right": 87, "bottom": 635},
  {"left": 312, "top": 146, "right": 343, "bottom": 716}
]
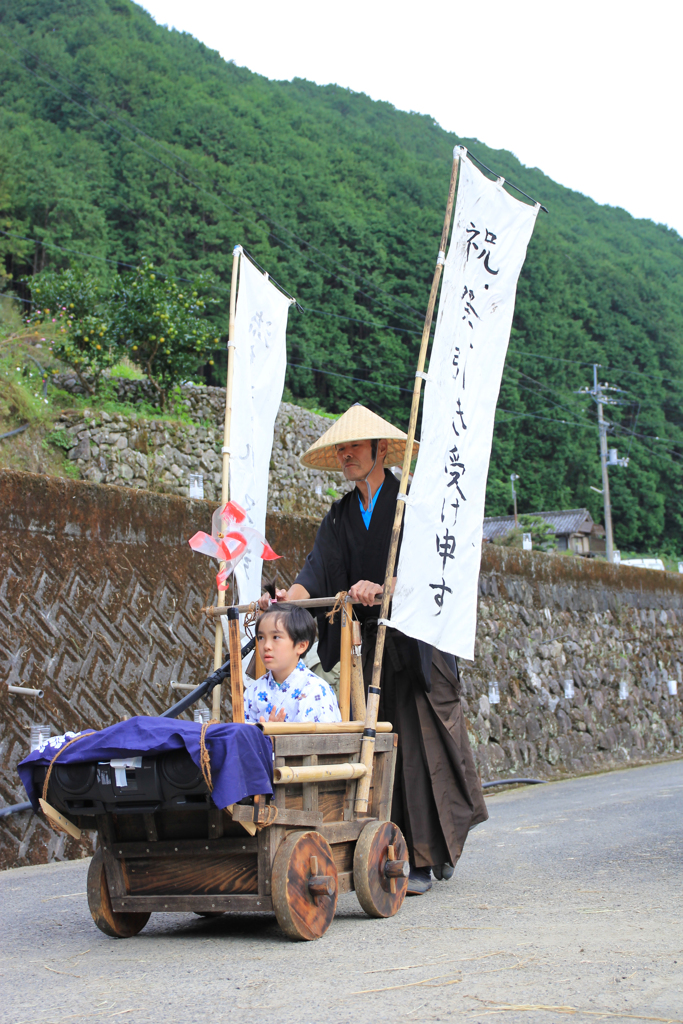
[
  {"left": 26, "top": 267, "right": 116, "bottom": 392},
  {"left": 110, "top": 261, "right": 220, "bottom": 406}
]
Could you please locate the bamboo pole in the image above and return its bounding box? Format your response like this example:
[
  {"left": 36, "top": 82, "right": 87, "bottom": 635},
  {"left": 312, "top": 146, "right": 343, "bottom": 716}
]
[
  {"left": 226, "top": 607, "right": 245, "bottom": 723},
  {"left": 273, "top": 762, "right": 367, "bottom": 785},
  {"left": 258, "top": 721, "right": 393, "bottom": 735},
  {"left": 338, "top": 599, "right": 352, "bottom": 721},
  {"left": 355, "top": 153, "right": 461, "bottom": 814},
  {"left": 350, "top": 620, "right": 366, "bottom": 721},
  {"left": 204, "top": 596, "right": 364, "bottom": 616},
  {"left": 211, "top": 244, "right": 241, "bottom": 722}
]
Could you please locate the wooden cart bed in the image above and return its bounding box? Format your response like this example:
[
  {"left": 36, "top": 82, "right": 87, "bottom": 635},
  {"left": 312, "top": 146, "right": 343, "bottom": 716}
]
[{"left": 87, "top": 731, "right": 409, "bottom": 940}]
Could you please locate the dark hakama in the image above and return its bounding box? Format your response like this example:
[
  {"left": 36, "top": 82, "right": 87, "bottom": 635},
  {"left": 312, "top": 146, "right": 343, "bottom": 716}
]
[{"left": 295, "top": 470, "right": 488, "bottom": 869}]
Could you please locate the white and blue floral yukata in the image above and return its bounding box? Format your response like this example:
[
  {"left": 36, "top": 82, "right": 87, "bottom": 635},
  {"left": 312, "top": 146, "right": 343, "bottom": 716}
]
[{"left": 244, "top": 660, "right": 342, "bottom": 724}]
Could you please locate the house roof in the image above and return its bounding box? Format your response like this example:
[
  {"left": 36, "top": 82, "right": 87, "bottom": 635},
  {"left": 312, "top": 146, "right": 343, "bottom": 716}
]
[{"left": 482, "top": 508, "right": 595, "bottom": 541}]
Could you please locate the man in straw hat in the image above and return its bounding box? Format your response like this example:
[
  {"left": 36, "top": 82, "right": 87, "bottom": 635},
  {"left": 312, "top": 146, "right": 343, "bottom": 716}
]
[{"left": 259, "top": 403, "right": 487, "bottom": 894}]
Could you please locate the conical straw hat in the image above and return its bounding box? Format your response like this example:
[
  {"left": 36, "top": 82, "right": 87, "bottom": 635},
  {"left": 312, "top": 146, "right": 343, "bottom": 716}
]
[{"left": 300, "top": 403, "right": 419, "bottom": 470}]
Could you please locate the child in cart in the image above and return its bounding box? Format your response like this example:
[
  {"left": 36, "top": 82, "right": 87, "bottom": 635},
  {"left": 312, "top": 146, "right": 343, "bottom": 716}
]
[{"left": 244, "top": 604, "right": 342, "bottom": 725}]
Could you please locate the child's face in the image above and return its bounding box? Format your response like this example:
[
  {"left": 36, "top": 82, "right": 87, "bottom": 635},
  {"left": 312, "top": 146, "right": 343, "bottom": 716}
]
[{"left": 257, "top": 615, "right": 308, "bottom": 683}]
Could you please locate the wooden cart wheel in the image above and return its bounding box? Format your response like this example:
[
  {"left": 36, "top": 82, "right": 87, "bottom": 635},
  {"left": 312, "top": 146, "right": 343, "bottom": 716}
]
[
  {"left": 271, "top": 830, "right": 338, "bottom": 941},
  {"left": 87, "top": 847, "right": 150, "bottom": 939},
  {"left": 353, "top": 820, "right": 409, "bottom": 918}
]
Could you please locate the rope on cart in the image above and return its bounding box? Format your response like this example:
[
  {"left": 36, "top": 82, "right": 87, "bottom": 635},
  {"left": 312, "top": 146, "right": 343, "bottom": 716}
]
[
  {"left": 41, "top": 732, "right": 94, "bottom": 834},
  {"left": 325, "top": 591, "right": 349, "bottom": 625},
  {"left": 200, "top": 718, "right": 279, "bottom": 827},
  {"left": 199, "top": 719, "right": 219, "bottom": 792},
  {"left": 242, "top": 601, "right": 259, "bottom": 639}
]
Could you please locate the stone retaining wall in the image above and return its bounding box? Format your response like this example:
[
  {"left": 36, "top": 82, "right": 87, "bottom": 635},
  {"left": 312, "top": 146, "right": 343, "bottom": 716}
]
[
  {"left": 51, "top": 375, "right": 351, "bottom": 516},
  {"left": 461, "top": 547, "right": 683, "bottom": 779},
  {"left": 1, "top": 469, "right": 682, "bottom": 870}
]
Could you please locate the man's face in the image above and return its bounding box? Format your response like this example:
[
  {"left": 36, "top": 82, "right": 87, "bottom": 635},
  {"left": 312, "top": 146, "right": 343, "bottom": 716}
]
[{"left": 335, "top": 440, "right": 380, "bottom": 481}]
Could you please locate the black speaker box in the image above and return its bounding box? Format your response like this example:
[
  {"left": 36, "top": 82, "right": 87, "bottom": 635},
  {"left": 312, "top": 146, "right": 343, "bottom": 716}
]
[{"left": 34, "top": 749, "right": 211, "bottom": 816}]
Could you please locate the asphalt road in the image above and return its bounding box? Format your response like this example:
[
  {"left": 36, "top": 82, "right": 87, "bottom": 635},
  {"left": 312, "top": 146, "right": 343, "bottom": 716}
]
[{"left": 2, "top": 761, "right": 682, "bottom": 1024}]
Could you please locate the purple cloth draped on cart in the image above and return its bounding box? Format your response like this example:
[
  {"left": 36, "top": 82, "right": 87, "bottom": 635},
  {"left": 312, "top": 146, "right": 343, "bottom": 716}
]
[{"left": 18, "top": 716, "right": 273, "bottom": 812}]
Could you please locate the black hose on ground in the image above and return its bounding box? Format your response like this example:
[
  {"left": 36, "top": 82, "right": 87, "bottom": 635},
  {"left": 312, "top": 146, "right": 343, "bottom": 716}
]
[
  {"left": 159, "top": 636, "right": 256, "bottom": 719},
  {"left": 482, "top": 778, "right": 547, "bottom": 789}
]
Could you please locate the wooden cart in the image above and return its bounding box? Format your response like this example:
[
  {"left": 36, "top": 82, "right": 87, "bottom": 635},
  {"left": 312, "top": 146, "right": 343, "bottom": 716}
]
[{"left": 86, "top": 724, "right": 409, "bottom": 941}]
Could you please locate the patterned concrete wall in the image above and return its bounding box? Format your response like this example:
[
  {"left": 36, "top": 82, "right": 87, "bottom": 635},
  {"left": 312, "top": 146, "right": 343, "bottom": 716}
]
[
  {"left": 1, "top": 471, "right": 682, "bottom": 870},
  {"left": 0, "top": 470, "right": 317, "bottom": 870}
]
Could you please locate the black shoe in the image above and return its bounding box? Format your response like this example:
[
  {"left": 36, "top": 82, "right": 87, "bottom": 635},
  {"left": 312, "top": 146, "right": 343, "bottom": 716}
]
[
  {"left": 406, "top": 867, "right": 432, "bottom": 895},
  {"left": 432, "top": 863, "right": 455, "bottom": 881}
]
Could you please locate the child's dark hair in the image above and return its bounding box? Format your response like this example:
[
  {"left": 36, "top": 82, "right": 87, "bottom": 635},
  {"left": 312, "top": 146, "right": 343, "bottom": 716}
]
[{"left": 255, "top": 603, "right": 317, "bottom": 658}]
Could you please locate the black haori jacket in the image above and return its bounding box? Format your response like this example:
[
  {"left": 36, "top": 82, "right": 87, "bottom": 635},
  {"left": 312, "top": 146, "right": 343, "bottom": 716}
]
[{"left": 294, "top": 469, "right": 456, "bottom": 687}]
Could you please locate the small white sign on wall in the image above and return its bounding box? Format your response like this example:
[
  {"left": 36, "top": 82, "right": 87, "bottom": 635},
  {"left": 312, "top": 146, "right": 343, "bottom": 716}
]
[
  {"left": 522, "top": 533, "right": 532, "bottom": 551},
  {"left": 189, "top": 473, "right": 204, "bottom": 499}
]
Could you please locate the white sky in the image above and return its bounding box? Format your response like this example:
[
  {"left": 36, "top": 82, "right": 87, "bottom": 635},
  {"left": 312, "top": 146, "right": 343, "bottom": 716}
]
[{"left": 140, "top": 0, "right": 683, "bottom": 236}]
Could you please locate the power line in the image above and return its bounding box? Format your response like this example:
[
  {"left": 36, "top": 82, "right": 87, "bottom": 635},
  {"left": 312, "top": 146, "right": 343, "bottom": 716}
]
[
  {"left": 0, "top": 230, "right": 426, "bottom": 338},
  {"left": 287, "top": 362, "right": 413, "bottom": 394}
]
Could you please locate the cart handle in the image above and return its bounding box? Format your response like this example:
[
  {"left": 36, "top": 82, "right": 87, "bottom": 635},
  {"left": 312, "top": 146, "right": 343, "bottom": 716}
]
[{"left": 160, "top": 636, "right": 256, "bottom": 719}]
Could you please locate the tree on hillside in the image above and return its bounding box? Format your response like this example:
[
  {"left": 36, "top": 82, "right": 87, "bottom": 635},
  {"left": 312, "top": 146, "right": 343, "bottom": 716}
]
[
  {"left": 26, "top": 267, "right": 116, "bottom": 392},
  {"left": 1, "top": 0, "right": 682, "bottom": 551},
  {"left": 110, "top": 262, "right": 219, "bottom": 406},
  {"left": 493, "top": 514, "right": 558, "bottom": 552}
]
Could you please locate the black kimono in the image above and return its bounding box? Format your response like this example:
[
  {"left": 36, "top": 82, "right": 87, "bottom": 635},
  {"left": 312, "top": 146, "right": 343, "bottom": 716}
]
[{"left": 295, "top": 469, "right": 488, "bottom": 869}]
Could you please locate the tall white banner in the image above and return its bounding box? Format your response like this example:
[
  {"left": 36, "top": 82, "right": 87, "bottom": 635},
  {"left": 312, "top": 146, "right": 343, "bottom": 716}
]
[
  {"left": 389, "top": 149, "right": 539, "bottom": 659},
  {"left": 230, "top": 254, "right": 292, "bottom": 604}
]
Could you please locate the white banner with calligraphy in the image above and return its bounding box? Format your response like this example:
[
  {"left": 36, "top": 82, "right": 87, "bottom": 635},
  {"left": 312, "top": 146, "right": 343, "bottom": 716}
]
[
  {"left": 230, "top": 253, "right": 292, "bottom": 604},
  {"left": 389, "top": 148, "right": 539, "bottom": 659}
]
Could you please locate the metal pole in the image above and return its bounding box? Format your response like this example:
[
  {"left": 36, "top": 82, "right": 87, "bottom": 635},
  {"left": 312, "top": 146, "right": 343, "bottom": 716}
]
[
  {"left": 510, "top": 474, "right": 519, "bottom": 526},
  {"left": 594, "top": 364, "right": 614, "bottom": 564},
  {"left": 211, "top": 245, "right": 241, "bottom": 721}
]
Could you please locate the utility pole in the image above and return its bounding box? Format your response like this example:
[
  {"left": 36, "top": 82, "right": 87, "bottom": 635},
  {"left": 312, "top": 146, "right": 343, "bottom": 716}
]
[
  {"left": 593, "top": 365, "right": 614, "bottom": 564},
  {"left": 510, "top": 473, "right": 520, "bottom": 526}
]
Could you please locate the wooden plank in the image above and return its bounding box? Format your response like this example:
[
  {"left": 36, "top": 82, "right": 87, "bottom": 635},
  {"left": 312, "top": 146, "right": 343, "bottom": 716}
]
[
  {"left": 343, "top": 751, "right": 360, "bottom": 822},
  {"left": 273, "top": 756, "right": 286, "bottom": 811},
  {"left": 331, "top": 840, "right": 354, "bottom": 874},
  {"left": 257, "top": 824, "right": 284, "bottom": 897},
  {"left": 96, "top": 815, "right": 128, "bottom": 899},
  {"left": 208, "top": 806, "right": 224, "bottom": 840},
  {"left": 338, "top": 870, "right": 354, "bottom": 894},
  {"left": 110, "top": 837, "right": 258, "bottom": 859},
  {"left": 125, "top": 853, "right": 257, "bottom": 895},
  {"left": 369, "top": 749, "right": 386, "bottom": 821},
  {"left": 378, "top": 734, "right": 398, "bottom": 822},
  {"left": 350, "top": 620, "right": 366, "bottom": 721},
  {"left": 272, "top": 733, "right": 393, "bottom": 757},
  {"left": 318, "top": 819, "right": 374, "bottom": 845},
  {"left": 111, "top": 894, "right": 273, "bottom": 913},
  {"left": 142, "top": 814, "right": 158, "bottom": 842},
  {"left": 339, "top": 603, "right": 352, "bottom": 721},
  {"left": 254, "top": 643, "right": 266, "bottom": 678},
  {"left": 231, "top": 803, "right": 323, "bottom": 828},
  {"left": 302, "top": 754, "right": 319, "bottom": 814},
  {"left": 227, "top": 611, "right": 245, "bottom": 723}
]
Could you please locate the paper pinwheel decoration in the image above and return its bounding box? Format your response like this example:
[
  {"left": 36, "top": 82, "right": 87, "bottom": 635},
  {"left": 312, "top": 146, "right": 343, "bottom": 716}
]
[{"left": 188, "top": 500, "right": 279, "bottom": 590}]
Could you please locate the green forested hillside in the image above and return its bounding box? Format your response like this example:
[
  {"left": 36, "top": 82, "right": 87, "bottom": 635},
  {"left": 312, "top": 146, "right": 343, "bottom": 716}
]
[{"left": 1, "top": 0, "right": 682, "bottom": 552}]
